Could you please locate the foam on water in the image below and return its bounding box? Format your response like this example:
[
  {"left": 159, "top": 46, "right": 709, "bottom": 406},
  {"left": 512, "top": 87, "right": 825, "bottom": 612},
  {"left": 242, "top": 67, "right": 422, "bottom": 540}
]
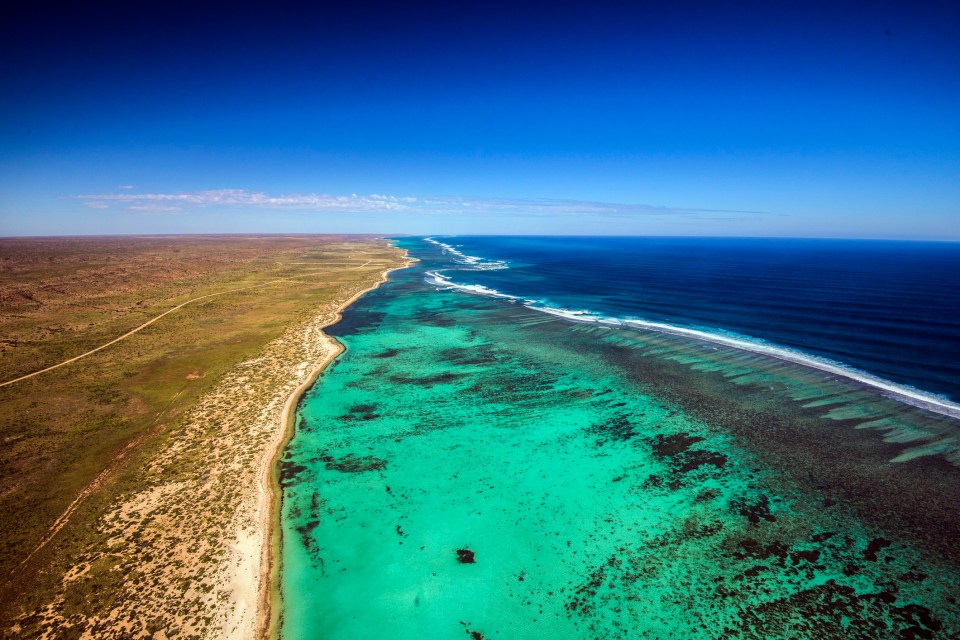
[
  {"left": 280, "top": 247, "right": 960, "bottom": 639},
  {"left": 424, "top": 237, "right": 508, "bottom": 270},
  {"left": 425, "top": 247, "right": 960, "bottom": 421}
]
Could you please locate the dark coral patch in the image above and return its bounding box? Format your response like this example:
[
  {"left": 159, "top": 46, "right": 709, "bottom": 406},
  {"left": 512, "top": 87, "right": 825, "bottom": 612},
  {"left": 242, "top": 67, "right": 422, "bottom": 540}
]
[
  {"left": 320, "top": 453, "right": 387, "bottom": 473},
  {"left": 728, "top": 580, "right": 943, "bottom": 639},
  {"left": 389, "top": 371, "right": 467, "bottom": 386},
  {"left": 641, "top": 474, "right": 662, "bottom": 489},
  {"left": 647, "top": 432, "right": 726, "bottom": 475},
  {"left": 565, "top": 558, "right": 614, "bottom": 616},
  {"left": 413, "top": 311, "right": 456, "bottom": 327},
  {"left": 864, "top": 537, "right": 893, "bottom": 562},
  {"left": 742, "top": 565, "right": 767, "bottom": 578},
  {"left": 439, "top": 346, "right": 499, "bottom": 366},
  {"left": 732, "top": 495, "right": 777, "bottom": 524},
  {"left": 695, "top": 488, "right": 721, "bottom": 502},
  {"left": 330, "top": 310, "right": 387, "bottom": 334},
  {"left": 586, "top": 414, "right": 637, "bottom": 444},
  {"left": 459, "top": 621, "right": 486, "bottom": 639},
  {"left": 651, "top": 433, "right": 705, "bottom": 458},
  {"left": 456, "top": 548, "right": 476, "bottom": 563},
  {"left": 674, "top": 449, "right": 727, "bottom": 473},
  {"left": 681, "top": 520, "right": 724, "bottom": 539},
  {"left": 789, "top": 549, "right": 821, "bottom": 565},
  {"left": 339, "top": 403, "right": 380, "bottom": 422},
  {"left": 279, "top": 461, "right": 308, "bottom": 487},
  {"left": 731, "top": 537, "right": 789, "bottom": 566}
]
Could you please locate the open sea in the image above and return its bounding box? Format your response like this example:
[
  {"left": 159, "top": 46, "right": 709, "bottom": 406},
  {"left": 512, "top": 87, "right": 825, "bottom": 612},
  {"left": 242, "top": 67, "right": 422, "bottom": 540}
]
[
  {"left": 426, "top": 236, "right": 960, "bottom": 411},
  {"left": 279, "top": 237, "right": 960, "bottom": 639}
]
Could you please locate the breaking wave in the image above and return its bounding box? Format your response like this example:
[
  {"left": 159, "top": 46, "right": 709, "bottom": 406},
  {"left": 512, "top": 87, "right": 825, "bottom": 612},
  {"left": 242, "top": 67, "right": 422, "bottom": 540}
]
[{"left": 424, "top": 243, "right": 960, "bottom": 421}]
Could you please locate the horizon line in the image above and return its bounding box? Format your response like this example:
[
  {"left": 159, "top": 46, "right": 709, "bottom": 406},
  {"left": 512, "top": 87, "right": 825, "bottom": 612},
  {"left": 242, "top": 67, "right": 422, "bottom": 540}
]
[{"left": 2, "top": 232, "right": 959, "bottom": 244}]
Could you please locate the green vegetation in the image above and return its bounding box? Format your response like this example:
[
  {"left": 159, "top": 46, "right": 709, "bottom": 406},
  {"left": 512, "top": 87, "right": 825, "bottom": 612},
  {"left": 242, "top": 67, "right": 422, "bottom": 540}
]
[{"left": 0, "top": 235, "right": 405, "bottom": 633}]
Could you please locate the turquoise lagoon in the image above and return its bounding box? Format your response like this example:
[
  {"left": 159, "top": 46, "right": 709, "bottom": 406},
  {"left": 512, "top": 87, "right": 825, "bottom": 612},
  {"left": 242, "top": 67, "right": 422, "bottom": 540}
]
[{"left": 278, "top": 239, "right": 960, "bottom": 639}]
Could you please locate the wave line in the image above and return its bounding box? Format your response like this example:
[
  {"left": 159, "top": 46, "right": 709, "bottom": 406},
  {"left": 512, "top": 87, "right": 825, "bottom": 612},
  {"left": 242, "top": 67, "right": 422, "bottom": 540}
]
[{"left": 424, "top": 259, "right": 960, "bottom": 420}]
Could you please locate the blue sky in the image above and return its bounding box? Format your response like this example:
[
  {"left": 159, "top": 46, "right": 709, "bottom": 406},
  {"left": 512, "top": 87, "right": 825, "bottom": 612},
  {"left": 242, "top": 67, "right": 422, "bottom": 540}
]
[{"left": 1, "top": 1, "right": 958, "bottom": 238}]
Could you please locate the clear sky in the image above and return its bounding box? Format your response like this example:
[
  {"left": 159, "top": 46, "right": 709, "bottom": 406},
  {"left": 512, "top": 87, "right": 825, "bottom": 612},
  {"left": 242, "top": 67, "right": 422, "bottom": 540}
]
[{"left": 1, "top": 1, "right": 958, "bottom": 238}]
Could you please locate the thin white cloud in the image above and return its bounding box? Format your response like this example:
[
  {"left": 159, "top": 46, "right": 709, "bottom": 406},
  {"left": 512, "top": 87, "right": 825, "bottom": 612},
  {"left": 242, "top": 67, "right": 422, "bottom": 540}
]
[
  {"left": 77, "top": 189, "right": 414, "bottom": 212},
  {"left": 128, "top": 204, "right": 184, "bottom": 214},
  {"left": 414, "top": 197, "right": 771, "bottom": 218},
  {"left": 75, "top": 189, "right": 771, "bottom": 219},
  {"left": 115, "top": 185, "right": 136, "bottom": 190}
]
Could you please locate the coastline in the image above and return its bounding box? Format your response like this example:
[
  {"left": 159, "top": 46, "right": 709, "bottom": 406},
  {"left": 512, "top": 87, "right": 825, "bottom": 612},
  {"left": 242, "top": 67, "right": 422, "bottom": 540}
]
[
  {"left": 255, "top": 251, "right": 415, "bottom": 640},
  {"left": 2, "top": 240, "right": 414, "bottom": 638},
  {"left": 244, "top": 240, "right": 960, "bottom": 639}
]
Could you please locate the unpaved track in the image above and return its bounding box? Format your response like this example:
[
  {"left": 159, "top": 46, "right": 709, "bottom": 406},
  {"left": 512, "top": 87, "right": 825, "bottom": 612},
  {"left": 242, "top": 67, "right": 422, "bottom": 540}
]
[
  {"left": 1, "top": 279, "right": 298, "bottom": 578},
  {"left": 0, "top": 279, "right": 291, "bottom": 389}
]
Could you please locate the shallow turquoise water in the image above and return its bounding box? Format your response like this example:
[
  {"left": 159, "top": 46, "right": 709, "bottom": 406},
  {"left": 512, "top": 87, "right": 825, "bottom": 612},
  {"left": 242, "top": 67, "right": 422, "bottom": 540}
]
[{"left": 279, "top": 241, "right": 960, "bottom": 639}]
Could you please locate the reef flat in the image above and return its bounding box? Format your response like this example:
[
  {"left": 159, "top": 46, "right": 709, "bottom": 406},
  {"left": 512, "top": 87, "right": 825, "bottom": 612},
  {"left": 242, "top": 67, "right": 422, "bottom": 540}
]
[{"left": 279, "top": 240, "right": 960, "bottom": 639}]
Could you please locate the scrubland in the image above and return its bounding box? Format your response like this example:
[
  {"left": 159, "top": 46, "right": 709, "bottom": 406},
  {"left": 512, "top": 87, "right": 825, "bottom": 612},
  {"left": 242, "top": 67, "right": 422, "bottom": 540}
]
[{"left": 0, "top": 235, "right": 407, "bottom": 638}]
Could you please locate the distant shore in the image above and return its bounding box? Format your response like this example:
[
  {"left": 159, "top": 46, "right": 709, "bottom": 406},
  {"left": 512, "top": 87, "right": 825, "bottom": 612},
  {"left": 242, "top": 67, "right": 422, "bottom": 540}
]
[{"left": 256, "top": 252, "right": 414, "bottom": 640}]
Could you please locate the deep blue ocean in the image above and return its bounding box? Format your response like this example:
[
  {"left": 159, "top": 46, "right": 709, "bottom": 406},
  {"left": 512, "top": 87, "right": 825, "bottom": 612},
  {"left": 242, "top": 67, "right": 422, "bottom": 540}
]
[{"left": 416, "top": 236, "right": 960, "bottom": 407}]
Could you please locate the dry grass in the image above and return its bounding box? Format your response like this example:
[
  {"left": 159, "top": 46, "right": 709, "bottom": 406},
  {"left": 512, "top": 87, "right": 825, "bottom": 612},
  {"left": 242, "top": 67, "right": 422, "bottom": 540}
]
[{"left": 0, "top": 235, "right": 408, "bottom": 638}]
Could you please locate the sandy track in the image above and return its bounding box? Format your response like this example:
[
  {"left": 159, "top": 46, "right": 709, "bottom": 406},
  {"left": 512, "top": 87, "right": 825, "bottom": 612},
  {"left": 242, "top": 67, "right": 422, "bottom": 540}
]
[
  {"left": 5, "top": 251, "right": 412, "bottom": 639},
  {"left": 0, "top": 279, "right": 292, "bottom": 389}
]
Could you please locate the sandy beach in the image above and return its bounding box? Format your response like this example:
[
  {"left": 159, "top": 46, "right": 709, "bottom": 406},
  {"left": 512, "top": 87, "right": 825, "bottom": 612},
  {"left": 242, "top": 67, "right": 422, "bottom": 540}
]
[
  {"left": 3, "top": 241, "right": 410, "bottom": 639},
  {"left": 253, "top": 257, "right": 414, "bottom": 640},
  {"left": 263, "top": 237, "right": 960, "bottom": 640}
]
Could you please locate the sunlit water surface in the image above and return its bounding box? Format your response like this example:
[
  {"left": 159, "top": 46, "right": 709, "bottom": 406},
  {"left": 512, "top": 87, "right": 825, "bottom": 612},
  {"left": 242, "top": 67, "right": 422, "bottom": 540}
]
[{"left": 279, "top": 238, "right": 960, "bottom": 639}]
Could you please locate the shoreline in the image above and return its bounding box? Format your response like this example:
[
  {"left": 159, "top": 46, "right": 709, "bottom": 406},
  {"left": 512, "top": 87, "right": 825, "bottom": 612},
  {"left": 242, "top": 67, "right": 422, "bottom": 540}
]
[
  {"left": 1, "top": 240, "right": 414, "bottom": 638},
  {"left": 255, "top": 251, "right": 415, "bottom": 640}
]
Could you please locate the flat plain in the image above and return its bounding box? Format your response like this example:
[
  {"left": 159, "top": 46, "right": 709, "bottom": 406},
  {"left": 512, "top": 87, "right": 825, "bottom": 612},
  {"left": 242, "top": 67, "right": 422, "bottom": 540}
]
[{"left": 0, "top": 235, "right": 407, "bottom": 638}]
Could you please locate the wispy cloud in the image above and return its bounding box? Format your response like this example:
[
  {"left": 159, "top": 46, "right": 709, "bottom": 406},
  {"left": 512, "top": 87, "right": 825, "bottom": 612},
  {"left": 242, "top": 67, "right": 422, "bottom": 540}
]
[
  {"left": 415, "top": 196, "right": 771, "bottom": 218},
  {"left": 128, "top": 204, "right": 185, "bottom": 214},
  {"left": 76, "top": 189, "right": 415, "bottom": 213},
  {"left": 75, "top": 189, "right": 771, "bottom": 219},
  {"left": 115, "top": 184, "right": 136, "bottom": 190}
]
